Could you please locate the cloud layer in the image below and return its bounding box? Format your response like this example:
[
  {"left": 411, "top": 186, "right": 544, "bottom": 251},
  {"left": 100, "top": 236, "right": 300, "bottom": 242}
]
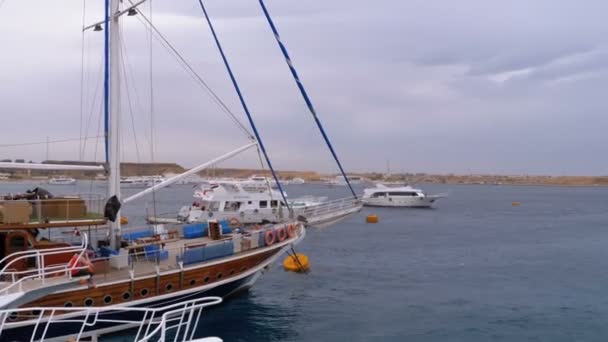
[{"left": 1, "top": 0, "right": 607, "bottom": 175}]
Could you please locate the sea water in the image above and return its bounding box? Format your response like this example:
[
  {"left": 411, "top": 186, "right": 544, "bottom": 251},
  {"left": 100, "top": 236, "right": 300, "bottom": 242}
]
[{"left": 3, "top": 181, "right": 608, "bottom": 341}]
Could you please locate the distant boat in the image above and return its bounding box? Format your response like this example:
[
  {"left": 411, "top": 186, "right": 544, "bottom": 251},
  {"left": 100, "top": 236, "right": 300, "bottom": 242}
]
[
  {"left": 48, "top": 176, "right": 77, "bottom": 185},
  {"left": 291, "top": 177, "right": 305, "bottom": 184},
  {"left": 119, "top": 175, "right": 165, "bottom": 188},
  {"left": 362, "top": 184, "right": 447, "bottom": 208},
  {"left": 325, "top": 175, "right": 363, "bottom": 186}
]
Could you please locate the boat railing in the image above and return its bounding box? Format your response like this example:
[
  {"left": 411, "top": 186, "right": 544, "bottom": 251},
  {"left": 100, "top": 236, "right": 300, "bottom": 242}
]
[
  {"left": 0, "top": 234, "right": 89, "bottom": 295},
  {"left": 0, "top": 193, "right": 105, "bottom": 224},
  {"left": 0, "top": 296, "right": 223, "bottom": 342},
  {"left": 299, "top": 196, "right": 362, "bottom": 218}
]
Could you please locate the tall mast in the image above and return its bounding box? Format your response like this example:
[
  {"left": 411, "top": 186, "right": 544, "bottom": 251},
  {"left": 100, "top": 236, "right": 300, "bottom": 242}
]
[{"left": 107, "top": 0, "right": 121, "bottom": 248}]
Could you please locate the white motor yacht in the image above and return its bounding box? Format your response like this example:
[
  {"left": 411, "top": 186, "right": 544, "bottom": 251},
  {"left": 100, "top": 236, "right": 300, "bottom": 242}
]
[
  {"left": 362, "top": 184, "right": 446, "bottom": 208},
  {"left": 167, "top": 181, "right": 361, "bottom": 227}
]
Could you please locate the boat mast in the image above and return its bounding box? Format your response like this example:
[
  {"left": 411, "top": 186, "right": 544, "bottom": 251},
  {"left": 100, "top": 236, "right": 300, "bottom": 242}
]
[{"left": 107, "top": 0, "right": 122, "bottom": 249}]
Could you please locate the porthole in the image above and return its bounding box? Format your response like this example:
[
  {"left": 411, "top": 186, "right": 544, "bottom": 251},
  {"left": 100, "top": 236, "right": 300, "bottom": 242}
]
[
  {"left": 216, "top": 273, "right": 223, "bottom": 280},
  {"left": 31, "top": 310, "right": 41, "bottom": 316},
  {"left": 103, "top": 295, "right": 113, "bottom": 305},
  {"left": 189, "top": 279, "right": 196, "bottom": 286},
  {"left": 122, "top": 291, "right": 132, "bottom": 301},
  {"left": 64, "top": 301, "right": 73, "bottom": 308},
  {"left": 203, "top": 276, "right": 210, "bottom": 284},
  {"left": 165, "top": 283, "right": 173, "bottom": 292},
  {"left": 7, "top": 312, "right": 18, "bottom": 321},
  {"left": 140, "top": 288, "right": 149, "bottom": 297},
  {"left": 229, "top": 269, "right": 235, "bottom": 276},
  {"left": 84, "top": 298, "right": 94, "bottom": 307}
]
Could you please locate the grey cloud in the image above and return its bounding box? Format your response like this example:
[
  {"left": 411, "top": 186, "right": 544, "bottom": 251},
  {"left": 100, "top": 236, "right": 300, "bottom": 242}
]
[{"left": 2, "top": 0, "right": 608, "bottom": 175}]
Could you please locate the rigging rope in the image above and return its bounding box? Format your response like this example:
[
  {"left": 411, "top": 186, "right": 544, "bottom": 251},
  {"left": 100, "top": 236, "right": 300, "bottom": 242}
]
[
  {"left": 126, "top": 0, "right": 253, "bottom": 141},
  {"left": 82, "top": 50, "right": 105, "bottom": 157},
  {"left": 79, "top": 0, "right": 87, "bottom": 160},
  {"left": 196, "top": 0, "right": 291, "bottom": 211},
  {"left": 0, "top": 136, "right": 103, "bottom": 148},
  {"left": 119, "top": 23, "right": 141, "bottom": 162},
  {"left": 257, "top": 0, "right": 358, "bottom": 199}
]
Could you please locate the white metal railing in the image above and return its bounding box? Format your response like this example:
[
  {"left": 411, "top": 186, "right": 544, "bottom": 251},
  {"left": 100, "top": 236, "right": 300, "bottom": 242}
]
[
  {"left": 0, "top": 234, "right": 89, "bottom": 295},
  {"left": 299, "top": 196, "right": 362, "bottom": 220},
  {"left": 0, "top": 296, "right": 223, "bottom": 342}
]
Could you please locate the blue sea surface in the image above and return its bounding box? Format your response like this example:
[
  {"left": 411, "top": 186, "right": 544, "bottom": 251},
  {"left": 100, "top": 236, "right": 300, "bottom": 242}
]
[{"left": 3, "top": 181, "right": 608, "bottom": 341}]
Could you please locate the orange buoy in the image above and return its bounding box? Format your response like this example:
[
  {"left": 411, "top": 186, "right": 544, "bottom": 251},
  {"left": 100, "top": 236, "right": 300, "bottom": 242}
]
[
  {"left": 366, "top": 214, "right": 379, "bottom": 223},
  {"left": 120, "top": 216, "right": 129, "bottom": 225},
  {"left": 283, "top": 253, "right": 309, "bottom": 272},
  {"left": 512, "top": 202, "right": 521, "bottom": 206}
]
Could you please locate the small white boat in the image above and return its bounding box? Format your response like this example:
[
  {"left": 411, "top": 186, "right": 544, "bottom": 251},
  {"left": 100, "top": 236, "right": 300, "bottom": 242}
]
[
  {"left": 362, "top": 184, "right": 446, "bottom": 208},
  {"left": 48, "top": 176, "right": 77, "bottom": 185},
  {"left": 120, "top": 175, "right": 166, "bottom": 188},
  {"left": 325, "top": 175, "right": 363, "bottom": 186},
  {"left": 291, "top": 177, "right": 306, "bottom": 184}
]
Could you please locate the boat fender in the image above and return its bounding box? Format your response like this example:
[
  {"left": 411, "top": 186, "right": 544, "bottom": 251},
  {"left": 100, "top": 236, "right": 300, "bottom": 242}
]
[
  {"left": 287, "top": 224, "right": 296, "bottom": 238},
  {"left": 264, "top": 229, "right": 276, "bottom": 245},
  {"left": 276, "top": 226, "right": 287, "bottom": 242}
]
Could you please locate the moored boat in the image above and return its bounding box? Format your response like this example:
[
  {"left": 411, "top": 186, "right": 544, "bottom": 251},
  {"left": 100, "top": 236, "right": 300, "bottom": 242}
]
[
  {"left": 48, "top": 176, "right": 77, "bottom": 185},
  {"left": 169, "top": 181, "right": 361, "bottom": 228},
  {"left": 362, "top": 184, "right": 447, "bottom": 208}
]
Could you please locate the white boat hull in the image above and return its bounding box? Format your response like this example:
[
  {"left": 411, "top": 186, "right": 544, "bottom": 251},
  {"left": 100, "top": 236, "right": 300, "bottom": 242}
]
[{"left": 362, "top": 195, "right": 443, "bottom": 208}]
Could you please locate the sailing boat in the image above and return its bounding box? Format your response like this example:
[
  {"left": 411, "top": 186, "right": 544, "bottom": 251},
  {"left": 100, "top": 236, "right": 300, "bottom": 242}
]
[{"left": 0, "top": 1, "right": 307, "bottom": 340}]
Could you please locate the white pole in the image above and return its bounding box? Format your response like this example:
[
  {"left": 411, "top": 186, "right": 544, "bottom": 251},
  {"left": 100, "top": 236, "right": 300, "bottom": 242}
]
[
  {"left": 0, "top": 163, "right": 104, "bottom": 171},
  {"left": 109, "top": 0, "right": 122, "bottom": 249},
  {"left": 123, "top": 142, "right": 257, "bottom": 204}
]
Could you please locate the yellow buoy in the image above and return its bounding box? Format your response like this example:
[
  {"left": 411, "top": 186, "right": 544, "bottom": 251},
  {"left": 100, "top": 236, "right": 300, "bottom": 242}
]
[
  {"left": 120, "top": 216, "right": 129, "bottom": 225},
  {"left": 511, "top": 202, "right": 521, "bottom": 206},
  {"left": 366, "top": 214, "right": 379, "bottom": 223},
  {"left": 283, "top": 253, "right": 309, "bottom": 272}
]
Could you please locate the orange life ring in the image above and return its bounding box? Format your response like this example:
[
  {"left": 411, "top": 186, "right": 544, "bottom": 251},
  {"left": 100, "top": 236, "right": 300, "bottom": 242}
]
[
  {"left": 276, "top": 226, "right": 287, "bottom": 242},
  {"left": 229, "top": 217, "right": 241, "bottom": 228},
  {"left": 287, "top": 224, "right": 296, "bottom": 238},
  {"left": 264, "top": 229, "right": 276, "bottom": 246}
]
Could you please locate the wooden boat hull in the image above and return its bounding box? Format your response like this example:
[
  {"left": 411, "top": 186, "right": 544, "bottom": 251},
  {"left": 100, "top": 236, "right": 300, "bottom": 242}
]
[{"left": 1, "top": 246, "right": 286, "bottom": 341}]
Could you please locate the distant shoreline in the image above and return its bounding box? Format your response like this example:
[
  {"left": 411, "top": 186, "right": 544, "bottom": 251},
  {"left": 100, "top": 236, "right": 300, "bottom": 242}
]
[{"left": 1, "top": 161, "right": 607, "bottom": 188}]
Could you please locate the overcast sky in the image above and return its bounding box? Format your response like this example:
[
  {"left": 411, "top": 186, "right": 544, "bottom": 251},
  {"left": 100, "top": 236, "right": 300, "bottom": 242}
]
[{"left": 1, "top": 0, "right": 607, "bottom": 175}]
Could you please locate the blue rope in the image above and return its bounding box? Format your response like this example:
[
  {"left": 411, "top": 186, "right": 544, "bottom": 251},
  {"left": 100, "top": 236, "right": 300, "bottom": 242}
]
[
  {"left": 258, "top": 0, "right": 358, "bottom": 199},
  {"left": 103, "top": 0, "right": 110, "bottom": 164},
  {"left": 197, "top": 0, "right": 291, "bottom": 210}
]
